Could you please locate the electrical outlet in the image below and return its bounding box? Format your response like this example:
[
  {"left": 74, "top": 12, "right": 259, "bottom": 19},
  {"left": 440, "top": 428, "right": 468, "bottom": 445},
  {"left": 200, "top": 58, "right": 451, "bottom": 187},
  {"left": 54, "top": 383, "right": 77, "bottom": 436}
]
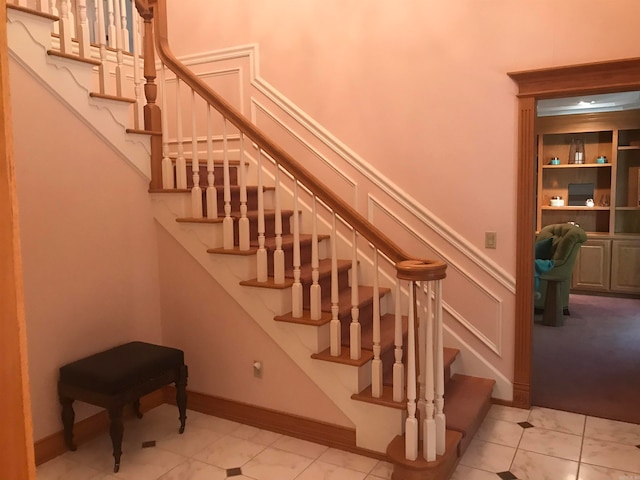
[
  {"left": 253, "top": 360, "right": 263, "bottom": 378},
  {"left": 485, "top": 231, "right": 497, "bottom": 249}
]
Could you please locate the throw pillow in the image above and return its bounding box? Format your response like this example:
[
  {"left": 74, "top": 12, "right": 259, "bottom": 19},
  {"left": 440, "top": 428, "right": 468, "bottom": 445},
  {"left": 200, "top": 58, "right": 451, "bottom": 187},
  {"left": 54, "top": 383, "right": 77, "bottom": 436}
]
[{"left": 535, "top": 237, "right": 554, "bottom": 260}]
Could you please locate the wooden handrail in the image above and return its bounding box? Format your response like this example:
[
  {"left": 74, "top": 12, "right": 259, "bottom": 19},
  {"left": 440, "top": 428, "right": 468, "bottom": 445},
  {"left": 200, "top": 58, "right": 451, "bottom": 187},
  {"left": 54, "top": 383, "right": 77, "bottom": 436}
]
[{"left": 135, "top": 0, "right": 446, "bottom": 279}]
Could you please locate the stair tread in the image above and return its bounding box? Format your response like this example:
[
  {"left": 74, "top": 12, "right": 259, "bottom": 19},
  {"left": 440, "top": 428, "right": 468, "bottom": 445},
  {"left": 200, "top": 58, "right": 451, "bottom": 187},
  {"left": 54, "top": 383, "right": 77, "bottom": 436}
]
[{"left": 443, "top": 374, "right": 495, "bottom": 438}]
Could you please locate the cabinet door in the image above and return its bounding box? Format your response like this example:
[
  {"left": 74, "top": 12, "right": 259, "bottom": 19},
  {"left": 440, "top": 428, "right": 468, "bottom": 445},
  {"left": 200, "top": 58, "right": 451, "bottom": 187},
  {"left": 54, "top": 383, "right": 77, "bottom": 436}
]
[
  {"left": 611, "top": 240, "right": 640, "bottom": 294},
  {"left": 572, "top": 239, "right": 611, "bottom": 291}
]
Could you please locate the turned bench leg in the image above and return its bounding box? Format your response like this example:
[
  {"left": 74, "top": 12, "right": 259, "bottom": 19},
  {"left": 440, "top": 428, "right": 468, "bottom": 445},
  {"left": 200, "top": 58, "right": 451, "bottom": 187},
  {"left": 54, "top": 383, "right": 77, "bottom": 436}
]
[
  {"left": 108, "top": 406, "right": 124, "bottom": 473},
  {"left": 60, "top": 396, "right": 77, "bottom": 451},
  {"left": 176, "top": 365, "right": 188, "bottom": 434}
]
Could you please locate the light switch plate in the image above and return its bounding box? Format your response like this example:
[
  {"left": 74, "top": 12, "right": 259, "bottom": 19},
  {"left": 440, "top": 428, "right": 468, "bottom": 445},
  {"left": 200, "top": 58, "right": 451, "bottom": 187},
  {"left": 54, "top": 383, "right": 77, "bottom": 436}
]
[{"left": 485, "top": 232, "right": 497, "bottom": 249}]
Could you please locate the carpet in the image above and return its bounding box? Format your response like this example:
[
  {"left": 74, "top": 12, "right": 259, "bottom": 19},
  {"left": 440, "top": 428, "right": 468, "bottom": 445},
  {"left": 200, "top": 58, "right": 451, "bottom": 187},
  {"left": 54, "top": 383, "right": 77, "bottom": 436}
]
[{"left": 532, "top": 293, "right": 640, "bottom": 425}]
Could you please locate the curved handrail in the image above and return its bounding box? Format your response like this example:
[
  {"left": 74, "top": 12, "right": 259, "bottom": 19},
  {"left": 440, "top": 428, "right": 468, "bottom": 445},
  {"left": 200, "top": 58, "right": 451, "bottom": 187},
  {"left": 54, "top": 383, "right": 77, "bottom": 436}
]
[{"left": 136, "top": 0, "right": 446, "bottom": 279}]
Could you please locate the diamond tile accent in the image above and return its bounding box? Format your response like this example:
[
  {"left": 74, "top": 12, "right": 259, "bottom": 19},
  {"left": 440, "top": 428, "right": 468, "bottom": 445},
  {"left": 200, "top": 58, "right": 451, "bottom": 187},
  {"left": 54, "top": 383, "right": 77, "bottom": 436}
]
[
  {"left": 518, "top": 421, "right": 534, "bottom": 429},
  {"left": 141, "top": 440, "right": 156, "bottom": 448},
  {"left": 227, "top": 467, "right": 243, "bottom": 477},
  {"left": 497, "top": 471, "right": 518, "bottom": 480}
]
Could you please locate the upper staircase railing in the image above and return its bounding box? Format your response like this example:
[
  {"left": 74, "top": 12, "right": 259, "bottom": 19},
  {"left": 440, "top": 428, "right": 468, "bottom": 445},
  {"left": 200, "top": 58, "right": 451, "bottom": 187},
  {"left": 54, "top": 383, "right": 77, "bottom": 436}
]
[{"left": 7, "top": 0, "right": 451, "bottom": 463}]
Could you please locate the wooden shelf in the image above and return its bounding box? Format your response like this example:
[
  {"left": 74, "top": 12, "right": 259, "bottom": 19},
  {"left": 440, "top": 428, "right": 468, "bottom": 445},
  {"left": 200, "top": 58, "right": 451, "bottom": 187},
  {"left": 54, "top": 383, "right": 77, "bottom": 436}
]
[
  {"left": 541, "top": 163, "right": 611, "bottom": 169},
  {"left": 541, "top": 206, "right": 609, "bottom": 211}
]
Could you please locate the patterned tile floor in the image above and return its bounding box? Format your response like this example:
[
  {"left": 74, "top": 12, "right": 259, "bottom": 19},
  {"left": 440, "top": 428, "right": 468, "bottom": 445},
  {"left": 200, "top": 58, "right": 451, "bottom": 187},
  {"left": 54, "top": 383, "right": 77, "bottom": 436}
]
[{"left": 36, "top": 403, "right": 640, "bottom": 480}]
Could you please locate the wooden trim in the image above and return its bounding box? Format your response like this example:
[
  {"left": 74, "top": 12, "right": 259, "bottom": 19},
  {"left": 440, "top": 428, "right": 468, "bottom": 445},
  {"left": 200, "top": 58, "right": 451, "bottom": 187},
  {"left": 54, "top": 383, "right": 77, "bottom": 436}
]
[
  {"left": 6, "top": 3, "right": 58, "bottom": 21},
  {"left": 163, "top": 387, "right": 387, "bottom": 461},
  {"left": 89, "top": 92, "right": 137, "bottom": 103},
  {"left": 0, "top": 1, "right": 36, "bottom": 476},
  {"left": 508, "top": 58, "right": 640, "bottom": 98},
  {"left": 46, "top": 50, "right": 102, "bottom": 66},
  {"left": 509, "top": 59, "right": 640, "bottom": 409},
  {"left": 33, "top": 389, "right": 165, "bottom": 466}
]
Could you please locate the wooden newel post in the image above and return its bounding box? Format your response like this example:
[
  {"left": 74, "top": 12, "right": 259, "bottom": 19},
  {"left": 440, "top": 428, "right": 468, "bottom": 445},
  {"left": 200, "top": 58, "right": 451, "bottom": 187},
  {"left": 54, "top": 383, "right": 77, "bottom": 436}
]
[{"left": 135, "top": 0, "right": 162, "bottom": 190}]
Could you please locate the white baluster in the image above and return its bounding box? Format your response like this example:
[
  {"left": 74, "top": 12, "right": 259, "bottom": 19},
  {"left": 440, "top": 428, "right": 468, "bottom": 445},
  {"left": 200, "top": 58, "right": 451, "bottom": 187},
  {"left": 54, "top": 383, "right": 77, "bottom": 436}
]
[
  {"left": 56, "top": 0, "right": 72, "bottom": 53},
  {"left": 190, "top": 90, "right": 202, "bottom": 218},
  {"left": 222, "top": 119, "right": 234, "bottom": 249},
  {"left": 106, "top": 0, "right": 116, "bottom": 48},
  {"left": 309, "top": 196, "right": 321, "bottom": 320},
  {"left": 50, "top": 0, "right": 59, "bottom": 34},
  {"left": 256, "top": 150, "right": 267, "bottom": 282},
  {"left": 132, "top": 8, "right": 144, "bottom": 129},
  {"left": 119, "top": 0, "right": 129, "bottom": 52},
  {"left": 422, "top": 281, "right": 436, "bottom": 461},
  {"left": 330, "top": 213, "right": 341, "bottom": 356},
  {"left": 434, "top": 280, "right": 446, "bottom": 455},
  {"left": 392, "top": 281, "right": 405, "bottom": 402},
  {"left": 16, "top": 0, "right": 28, "bottom": 7},
  {"left": 405, "top": 281, "right": 418, "bottom": 461},
  {"left": 273, "top": 167, "right": 285, "bottom": 284},
  {"left": 205, "top": 105, "right": 217, "bottom": 218},
  {"left": 417, "top": 283, "right": 426, "bottom": 434},
  {"left": 175, "top": 79, "right": 187, "bottom": 189},
  {"left": 349, "top": 230, "right": 361, "bottom": 360},
  {"left": 76, "top": 0, "right": 90, "bottom": 58},
  {"left": 371, "top": 249, "right": 382, "bottom": 398},
  {"left": 237, "top": 134, "right": 250, "bottom": 250},
  {"left": 38, "top": 0, "right": 49, "bottom": 13},
  {"left": 95, "top": 0, "right": 108, "bottom": 94},
  {"left": 291, "top": 180, "right": 302, "bottom": 318},
  {"left": 112, "top": 0, "right": 124, "bottom": 96},
  {"left": 160, "top": 66, "right": 174, "bottom": 189}
]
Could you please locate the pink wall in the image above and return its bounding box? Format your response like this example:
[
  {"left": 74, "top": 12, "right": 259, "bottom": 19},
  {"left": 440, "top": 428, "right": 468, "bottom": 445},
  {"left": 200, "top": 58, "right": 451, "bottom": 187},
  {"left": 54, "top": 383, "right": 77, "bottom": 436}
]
[
  {"left": 157, "top": 228, "right": 352, "bottom": 427},
  {"left": 166, "top": 0, "right": 640, "bottom": 272},
  {"left": 10, "top": 60, "right": 163, "bottom": 440}
]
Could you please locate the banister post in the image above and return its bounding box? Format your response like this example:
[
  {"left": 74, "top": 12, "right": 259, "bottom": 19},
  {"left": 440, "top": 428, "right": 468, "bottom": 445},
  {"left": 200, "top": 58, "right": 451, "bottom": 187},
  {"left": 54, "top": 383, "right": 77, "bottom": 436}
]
[{"left": 135, "top": 0, "right": 162, "bottom": 190}]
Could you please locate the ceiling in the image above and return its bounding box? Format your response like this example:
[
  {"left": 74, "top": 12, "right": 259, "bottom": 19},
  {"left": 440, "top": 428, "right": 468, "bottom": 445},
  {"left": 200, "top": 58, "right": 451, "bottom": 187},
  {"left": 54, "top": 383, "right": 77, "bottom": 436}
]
[{"left": 537, "top": 91, "right": 640, "bottom": 117}]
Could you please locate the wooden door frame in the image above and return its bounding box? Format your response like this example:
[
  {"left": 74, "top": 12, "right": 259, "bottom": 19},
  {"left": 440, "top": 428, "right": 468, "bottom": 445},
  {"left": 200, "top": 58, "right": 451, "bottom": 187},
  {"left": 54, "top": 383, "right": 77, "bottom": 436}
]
[
  {"left": 0, "top": 0, "right": 37, "bottom": 477},
  {"left": 508, "top": 57, "right": 640, "bottom": 408}
]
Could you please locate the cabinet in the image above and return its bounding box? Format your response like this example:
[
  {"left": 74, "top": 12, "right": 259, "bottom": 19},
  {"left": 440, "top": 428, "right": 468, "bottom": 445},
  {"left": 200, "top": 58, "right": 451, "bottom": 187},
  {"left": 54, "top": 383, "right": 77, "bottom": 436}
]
[{"left": 537, "top": 110, "right": 640, "bottom": 295}]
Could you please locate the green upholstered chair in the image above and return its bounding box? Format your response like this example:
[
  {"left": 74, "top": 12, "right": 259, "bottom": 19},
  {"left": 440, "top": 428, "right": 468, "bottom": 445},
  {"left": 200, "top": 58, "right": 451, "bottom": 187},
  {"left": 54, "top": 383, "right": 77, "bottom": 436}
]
[{"left": 534, "top": 223, "right": 588, "bottom": 315}]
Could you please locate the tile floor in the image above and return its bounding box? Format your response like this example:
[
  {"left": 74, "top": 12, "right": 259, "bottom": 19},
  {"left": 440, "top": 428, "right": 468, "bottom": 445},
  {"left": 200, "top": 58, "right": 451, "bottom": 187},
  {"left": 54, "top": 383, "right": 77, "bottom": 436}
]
[{"left": 36, "top": 403, "right": 640, "bottom": 480}]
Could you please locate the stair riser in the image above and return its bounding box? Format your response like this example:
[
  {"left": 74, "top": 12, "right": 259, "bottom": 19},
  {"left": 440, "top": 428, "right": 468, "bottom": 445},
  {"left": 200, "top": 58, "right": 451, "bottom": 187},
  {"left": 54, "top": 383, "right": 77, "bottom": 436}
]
[
  {"left": 234, "top": 215, "right": 293, "bottom": 246},
  {"left": 339, "top": 301, "right": 375, "bottom": 346},
  {"left": 266, "top": 241, "right": 314, "bottom": 276}
]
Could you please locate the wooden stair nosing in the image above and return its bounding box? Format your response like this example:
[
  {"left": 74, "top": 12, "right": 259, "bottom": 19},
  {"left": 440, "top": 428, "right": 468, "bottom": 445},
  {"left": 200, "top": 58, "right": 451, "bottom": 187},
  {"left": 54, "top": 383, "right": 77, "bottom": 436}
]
[
  {"left": 126, "top": 128, "right": 162, "bottom": 136},
  {"left": 273, "top": 310, "right": 333, "bottom": 326},
  {"left": 311, "top": 346, "right": 374, "bottom": 367},
  {"left": 7, "top": 3, "right": 59, "bottom": 21},
  {"left": 176, "top": 208, "right": 294, "bottom": 224},
  {"left": 46, "top": 49, "right": 101, "bottom": 66},
  {"left": 89, "top": 92, "right": 136, "bottom": 103}
]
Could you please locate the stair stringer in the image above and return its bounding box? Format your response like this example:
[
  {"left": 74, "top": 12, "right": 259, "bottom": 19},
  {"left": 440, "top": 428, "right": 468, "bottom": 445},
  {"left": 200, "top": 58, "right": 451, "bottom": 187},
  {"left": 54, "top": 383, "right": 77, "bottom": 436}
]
[
  {"left": 6, "top": 8, "right": 151, "bottom": 181},
  {"left": 151, "top": 192, "right": 405, "bottom": 453}
]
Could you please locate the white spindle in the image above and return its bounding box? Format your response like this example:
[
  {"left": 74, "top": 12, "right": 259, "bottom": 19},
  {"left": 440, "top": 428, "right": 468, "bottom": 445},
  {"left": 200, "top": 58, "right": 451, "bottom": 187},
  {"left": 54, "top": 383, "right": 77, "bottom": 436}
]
[
  {"left": 309, "top": 196, "right": 321, "bottom": 320},
  {"left": 95, "top": 0, "right": 108, "bottom": 94},
  {"left": 222, "top": 119, "right": 234, "bottom": 249},
  {"left": 238, "top": 134, "right": 250, "bottom": 250},
  {"left": 256, "top": 150, "right": 267, "bottom": 282},
  {"left": 417, "top": 283, "right": 426, "bottom": 432},
  {"left": 392, "top": 281, "right": 405, "bottom": 402},
  {"left": 190, "top": 90, "right": 202, "bottom": 218},
  {"left": 349, "top": 230, "right": 361, "bottom": 360},
  {"left": 434, "top": 280, "right": 446, "bottom": 455},
  {"left": 160, "top": 66, "right": 174, "bottom": 189},
  {"left": 106, "top": 0, "right": 116, "bottom": 48},
  {"left": 273, "top": 167, "right": 285, "bottom": 283},
  {"left": 57, "top": 0, "right": 72, "bottom": 53},
  {"left": 16, "top": 0, "right": 28, "bottom": 8},
  {"left": 76, "top": 0, "right": 90, "bottom": 58},
  {"left": 50, "top": 0, "right": 59, "bottom": 33},
  {"left": 330, "top": 213, "right": 341, "bottom": 356},
  {"left": 371, "top": 249, "right": 382, "bottom": 398},
  {"left": 405, "top": 281, "right": 418, "bottom": 461},
  {"left": 291, "top": 181, "right": 302, "bottom": 318},
  {"left": 112, "top": 0, "right": 124, "bottom": 96},
  {"left": 175, "top": 79, "right": 187, "bottom": 190},
  {"left": 422, "top": 281, "right": 436, "bottom": 461},
  {"left": 119, "top": 0, "right": 129, "bottom": 52},
  {"left": 205, "top": 105, "right": 218, "bottom": 218},
  {"left": 132, "top": 9, "right": 144, "bottom": 129},
  {"left": 38, "top": 0, "right": 49, "bottom": 12}
]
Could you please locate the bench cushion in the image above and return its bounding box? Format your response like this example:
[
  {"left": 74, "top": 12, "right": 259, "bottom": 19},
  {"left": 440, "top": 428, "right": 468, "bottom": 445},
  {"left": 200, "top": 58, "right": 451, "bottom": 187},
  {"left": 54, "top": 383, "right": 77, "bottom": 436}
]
[{"left": 59, "top": 342, "right": 184, "bottom": 395}]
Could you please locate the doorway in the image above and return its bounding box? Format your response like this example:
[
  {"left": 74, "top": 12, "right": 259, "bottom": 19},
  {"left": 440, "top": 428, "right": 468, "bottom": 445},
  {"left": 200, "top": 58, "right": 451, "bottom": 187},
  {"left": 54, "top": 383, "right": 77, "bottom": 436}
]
[{"left": 507, "top": 57, "right": 640, "bottom": 410}]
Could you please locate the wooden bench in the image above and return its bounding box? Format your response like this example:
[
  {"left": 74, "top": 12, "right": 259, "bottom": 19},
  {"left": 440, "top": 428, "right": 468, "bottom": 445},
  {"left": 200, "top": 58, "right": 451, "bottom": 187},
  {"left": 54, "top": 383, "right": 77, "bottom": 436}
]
[{"left": 57, "top": 342, "right": 188, "bottom": 472}]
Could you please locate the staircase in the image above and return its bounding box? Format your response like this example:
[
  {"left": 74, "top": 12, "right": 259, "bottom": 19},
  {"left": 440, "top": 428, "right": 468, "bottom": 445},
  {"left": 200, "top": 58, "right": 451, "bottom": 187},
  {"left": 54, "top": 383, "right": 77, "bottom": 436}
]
[{"left": 6, "top": 2, "right": 497, "bottom": 478}]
